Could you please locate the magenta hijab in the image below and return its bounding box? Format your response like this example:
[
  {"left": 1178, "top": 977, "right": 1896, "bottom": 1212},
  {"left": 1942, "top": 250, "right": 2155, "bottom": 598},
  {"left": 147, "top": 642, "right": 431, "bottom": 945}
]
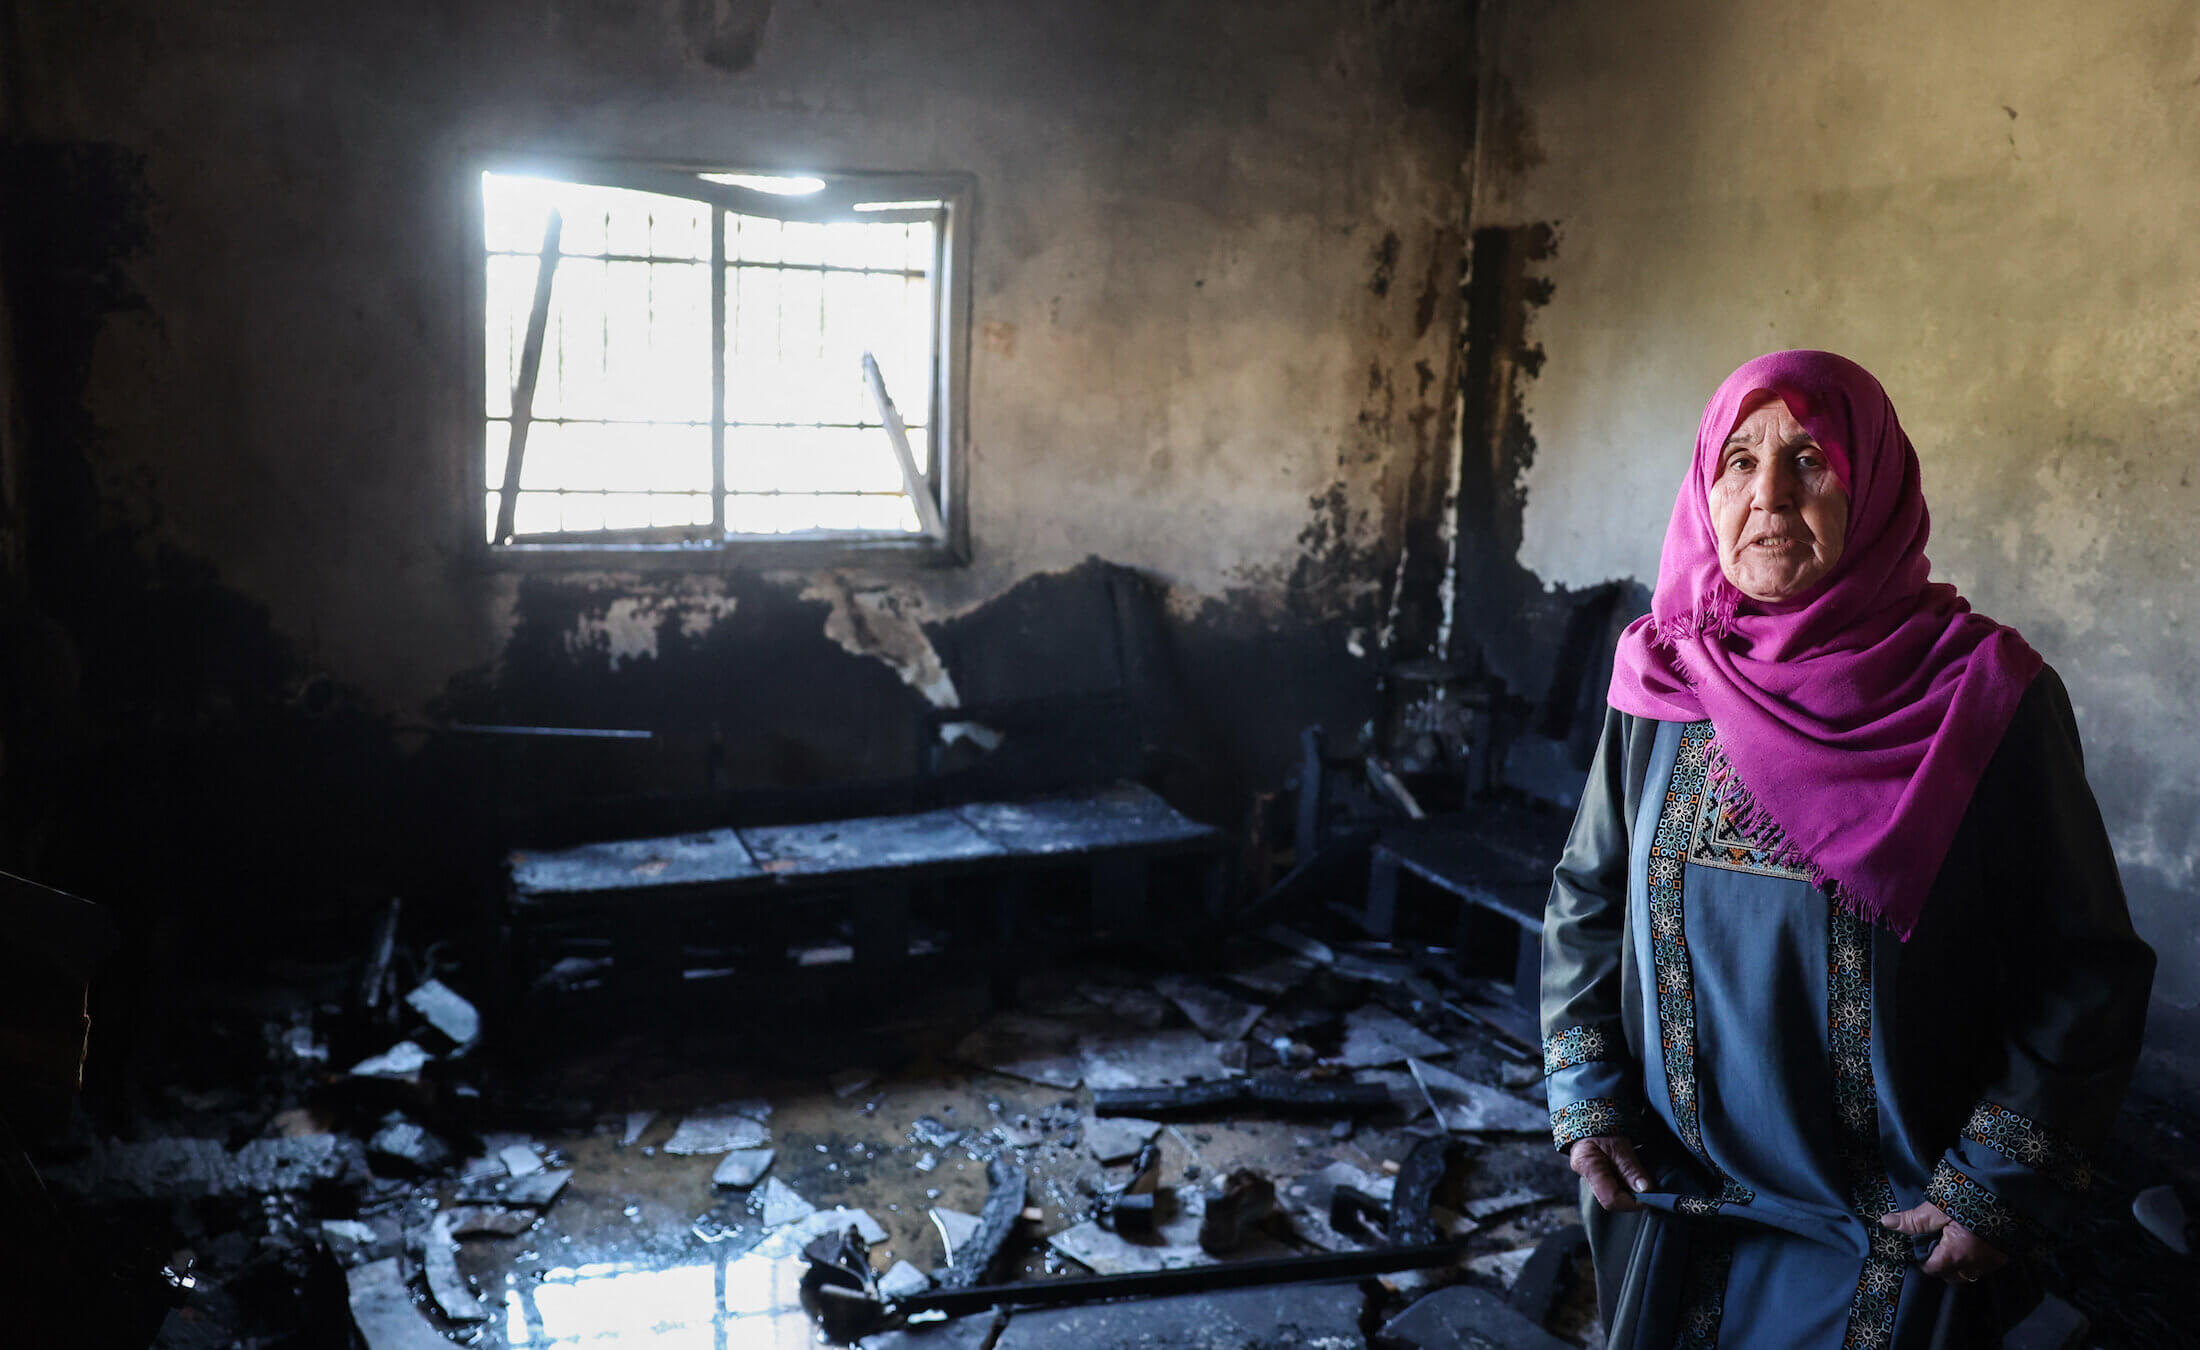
[{"left": 1607, "top": 350, "right": 2041, "bottom": 939}]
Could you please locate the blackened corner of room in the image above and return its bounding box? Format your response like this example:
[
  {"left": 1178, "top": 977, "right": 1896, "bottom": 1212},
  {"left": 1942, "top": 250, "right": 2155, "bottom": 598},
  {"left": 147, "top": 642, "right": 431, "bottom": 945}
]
[{"left": 1449, "top": 222, "right": 1647, "bottom": 768}]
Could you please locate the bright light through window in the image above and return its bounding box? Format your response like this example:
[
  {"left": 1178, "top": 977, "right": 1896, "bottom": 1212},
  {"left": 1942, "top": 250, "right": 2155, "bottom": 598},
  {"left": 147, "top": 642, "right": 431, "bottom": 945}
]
[
  {"left": 697, "top": 171, "right": 827, "bottom": 195},
  {"left": 482, "top": 167, "right": 949, "bottom": 545}
]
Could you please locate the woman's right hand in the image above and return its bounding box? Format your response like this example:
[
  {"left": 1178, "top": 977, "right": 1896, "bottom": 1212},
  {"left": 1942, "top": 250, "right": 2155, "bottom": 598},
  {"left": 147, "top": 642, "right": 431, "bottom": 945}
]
[{"left": 1568, "top": 1135, "right": 1653, "bottom": 1212}]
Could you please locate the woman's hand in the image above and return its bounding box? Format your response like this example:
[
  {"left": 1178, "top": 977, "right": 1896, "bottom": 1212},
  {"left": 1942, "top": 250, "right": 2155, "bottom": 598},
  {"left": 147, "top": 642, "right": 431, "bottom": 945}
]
[
  {"left": 1879, "top": 1202, "right": 2008, "bottom": 1285},
  {"left": 1568, "top": 1135, "right": 1652, "bottom": 1212}
]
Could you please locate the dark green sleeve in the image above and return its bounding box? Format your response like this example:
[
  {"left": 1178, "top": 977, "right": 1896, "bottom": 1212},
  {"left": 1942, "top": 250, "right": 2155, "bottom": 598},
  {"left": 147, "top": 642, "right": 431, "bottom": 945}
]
[
  {"left": 1541, "top": 706, "right": 1652, "bottom": 1150},
  {"left": 1923, "top": 668, "right": 2157, "bottom": 1251}
]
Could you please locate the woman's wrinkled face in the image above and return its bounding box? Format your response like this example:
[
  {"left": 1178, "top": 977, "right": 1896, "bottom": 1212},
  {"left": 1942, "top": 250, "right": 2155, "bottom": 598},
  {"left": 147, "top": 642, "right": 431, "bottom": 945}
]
[{"left": 1709, "top": 394, "right": 1849, "bottom": 603}]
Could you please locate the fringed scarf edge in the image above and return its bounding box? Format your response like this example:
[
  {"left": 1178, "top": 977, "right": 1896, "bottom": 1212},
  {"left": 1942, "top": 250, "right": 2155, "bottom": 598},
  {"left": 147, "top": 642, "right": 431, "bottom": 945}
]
[{"left": 1646, "top": 606, "right": 1911, "bottom": 940}]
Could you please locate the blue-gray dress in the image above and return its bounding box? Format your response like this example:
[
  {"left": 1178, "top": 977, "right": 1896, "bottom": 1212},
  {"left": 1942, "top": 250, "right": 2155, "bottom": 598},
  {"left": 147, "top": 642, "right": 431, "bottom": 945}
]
[{"left": 1541, "top": 668, "right": 2153, "bottom": 1349}]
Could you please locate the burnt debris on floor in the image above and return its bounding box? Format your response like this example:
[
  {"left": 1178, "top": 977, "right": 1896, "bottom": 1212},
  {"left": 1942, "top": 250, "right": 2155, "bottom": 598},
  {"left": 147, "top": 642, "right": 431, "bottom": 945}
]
[
  {"left": 16, "top": 879, "right": 1624, "bottom": 1349},
  {"left": 15, "top": 893, "right": 2200, "bottom": 1348},
  {"left": 8, "top": 727, "right": 2195, "bottom": 1350}
]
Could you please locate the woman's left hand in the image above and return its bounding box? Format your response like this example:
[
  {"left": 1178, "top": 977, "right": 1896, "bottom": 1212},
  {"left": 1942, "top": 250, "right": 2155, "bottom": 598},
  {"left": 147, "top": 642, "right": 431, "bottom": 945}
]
[{"left": 1879, "top": 1202, "right": 2008, "bottom": 1285}]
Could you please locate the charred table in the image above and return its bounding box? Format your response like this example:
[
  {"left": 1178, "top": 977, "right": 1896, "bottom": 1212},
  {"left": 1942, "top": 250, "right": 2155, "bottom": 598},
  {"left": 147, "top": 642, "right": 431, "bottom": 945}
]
[{"left": 501, "top": 782, "right": 1225, "bottom": 1016}]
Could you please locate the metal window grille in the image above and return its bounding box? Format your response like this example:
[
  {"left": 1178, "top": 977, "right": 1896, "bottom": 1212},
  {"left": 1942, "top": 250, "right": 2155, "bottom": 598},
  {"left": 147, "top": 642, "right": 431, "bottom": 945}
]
[{"left": 481, "top": 163, "right": 953, "bottom": 546}]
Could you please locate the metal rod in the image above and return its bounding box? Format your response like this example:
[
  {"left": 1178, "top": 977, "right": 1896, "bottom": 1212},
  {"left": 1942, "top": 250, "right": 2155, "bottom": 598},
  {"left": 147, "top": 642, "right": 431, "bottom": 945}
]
[
  {"left": 711, "top": 205, "right": 727, "bottom": 537},
  {"left": 1366, "top": 756, "right": 1428, "bottom": 820},
  {"left": 862, "top": 351, "right": 946, "bottom": 539},
  {"left": 487, "top": 487, "right": 907, "bottom": 498},
  {"left": 895, "top": 1239, "right": 1469, "bottom": 1318},
  {"left": 481, "top": 418, "right": 931, "bottom": 430},
  {"left": 396, "top": 723, "right": 654, "bottom": 740},
  {"left": 495, "top": 209, "right": 564, "bottom": 544},
  {"left": 487, "top": 250, "right": 927, "bottom": 279}
]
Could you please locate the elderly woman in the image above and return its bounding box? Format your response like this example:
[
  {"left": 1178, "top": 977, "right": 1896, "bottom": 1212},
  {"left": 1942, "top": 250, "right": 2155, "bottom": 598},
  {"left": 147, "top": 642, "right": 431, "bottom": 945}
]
[{"left": 1541, "top": 350, "right": 2154, "bottom": 1349}]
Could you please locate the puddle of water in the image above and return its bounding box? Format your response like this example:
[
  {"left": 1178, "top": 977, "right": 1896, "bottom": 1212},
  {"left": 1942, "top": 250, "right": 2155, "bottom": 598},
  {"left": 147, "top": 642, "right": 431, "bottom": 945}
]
[{"left": 501, "top": 1249, "right": 822, "bottom": 1348}]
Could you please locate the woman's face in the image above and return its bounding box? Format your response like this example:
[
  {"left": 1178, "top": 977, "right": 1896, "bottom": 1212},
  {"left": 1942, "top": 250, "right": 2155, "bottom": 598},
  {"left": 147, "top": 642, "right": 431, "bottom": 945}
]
[{"left": 1709, "top": 394, "right": 1849, "bottom": 603}]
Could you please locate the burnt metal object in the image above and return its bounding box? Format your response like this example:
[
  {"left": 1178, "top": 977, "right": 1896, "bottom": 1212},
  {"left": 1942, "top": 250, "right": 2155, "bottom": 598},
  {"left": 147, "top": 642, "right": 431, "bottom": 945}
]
[
  {"left": 902, "top": 1240, "right": 1469, "bottom": 1323},
  {"left": 803, "top": 1228, "right": 877, "bottom": 1296},
  {"left": 1100, "top": 1138, "right": 1166, "bottom": 1237},
  {"left": 1099, "top": 1139, "right": 1167, "bottom": 1238},
  {"left": 1122, "top": 1139, "right": 1162, "bottom": 1195},
  {"left": 1198, "top": 1169, "right": 1277, "bottom": 1255},
  {"left": 1092, "top": 1081, "right": 1237, "bottom": 1116},
  {"left": 941, "top": 1160, "right": 1027, "bottom": 1289},
  {"left": 1387, "top": 1135, "right": 1453, "bottom": 1247},
  {"left": 1092, "top": 1074, "right": 1392, "bottom": 1119},
  {"left": 398, "top": 722, "right": 655, "bottom": 740},
  {"left": 804, "top": 1227, "right": 883, "bottom": 1344},
  {"left": 863, "top": 352, "right": 947, "bottom": 540},
  {"left": 494, "top": 208, "right": 563, "bottom": 543},
  {"left": 1108, "top": 1190, "right": 1168, "bottom": 1240}
]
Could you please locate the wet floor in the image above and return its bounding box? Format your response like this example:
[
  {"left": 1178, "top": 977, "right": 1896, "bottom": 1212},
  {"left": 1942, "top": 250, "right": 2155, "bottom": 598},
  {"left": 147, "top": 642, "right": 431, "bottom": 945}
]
[{"left": 371, "top": 958, "right": 1587, "bottom": 1349}]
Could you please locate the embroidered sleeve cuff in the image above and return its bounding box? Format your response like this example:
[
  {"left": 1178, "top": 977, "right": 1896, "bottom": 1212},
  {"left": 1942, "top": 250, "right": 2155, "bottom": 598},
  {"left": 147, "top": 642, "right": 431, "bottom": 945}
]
[
  {"left": 1543, "top": 1023, "right": 1620, "bottom": 1076},
  {"left": 1943, "top": 1100, "right": 2092, "bottom": 1234},
  {"left": 1958, "top": 1101, "right": 2092, "bottom": 1192},
  {"left": 1552, "top": 1097, "right": 1631, "bottom": 1153},
  {"left": 1925, "top": 1158, "right": 2036, "bottom": 1257}
]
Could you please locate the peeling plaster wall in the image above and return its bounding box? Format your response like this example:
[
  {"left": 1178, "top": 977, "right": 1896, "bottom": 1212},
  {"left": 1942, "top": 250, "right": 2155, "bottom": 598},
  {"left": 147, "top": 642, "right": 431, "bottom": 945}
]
[
  {"left": 7, "top": 2, "right": 1474, "bottom": 810},
  {"left": 1475, "top": 0, "right": 2200, "bottom": 1085}
]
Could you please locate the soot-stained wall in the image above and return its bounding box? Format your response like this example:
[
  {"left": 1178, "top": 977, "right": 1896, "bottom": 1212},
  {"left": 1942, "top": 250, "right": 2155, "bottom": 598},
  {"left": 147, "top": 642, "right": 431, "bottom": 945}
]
[
  {"left": 1, "top": 2, "right": 1476, "bottom": 914},
  {"left": 1471, "top": 0, "right": 2200, "bottom": 1091}
]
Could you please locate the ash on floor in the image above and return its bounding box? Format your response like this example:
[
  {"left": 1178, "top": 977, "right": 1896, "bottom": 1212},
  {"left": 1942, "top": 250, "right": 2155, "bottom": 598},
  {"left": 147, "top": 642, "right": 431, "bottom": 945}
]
[{"left": 31, "top": 925, "right": 2194, "bottom": 1349}]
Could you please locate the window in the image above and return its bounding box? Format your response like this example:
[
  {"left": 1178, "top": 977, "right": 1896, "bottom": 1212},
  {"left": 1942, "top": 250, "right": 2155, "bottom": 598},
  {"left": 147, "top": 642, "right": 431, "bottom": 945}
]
[{"left": 476, "top": 158, "right": 970, "bottom": 559}]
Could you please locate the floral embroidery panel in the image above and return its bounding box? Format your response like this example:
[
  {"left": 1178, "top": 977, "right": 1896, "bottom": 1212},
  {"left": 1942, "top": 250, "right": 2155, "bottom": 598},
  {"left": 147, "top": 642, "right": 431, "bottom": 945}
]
[
  {"left": 1828, "top": 910, "right": 1904, "bottom": 1350},
  {"left": 1552, "top": 1098, "right": 1629, "bottom": 1152},
  {"left": 1927, "top": 1160, "right": 2031, "bottom": 1255},
  {"left": 1649, "top": 723, "right": 1758, "bottom": 1350},
  {"left": 1690, "top": 735, "right": 1817, "bottom": 881},
  {"left": 1544, "top": 1023, "right": 1614, "bottom": 1077}
]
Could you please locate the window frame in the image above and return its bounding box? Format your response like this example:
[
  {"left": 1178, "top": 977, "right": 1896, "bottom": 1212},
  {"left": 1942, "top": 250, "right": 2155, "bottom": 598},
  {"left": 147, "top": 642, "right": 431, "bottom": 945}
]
[{"left": 459, "top": 153, "right": 975, "bottom": 571}]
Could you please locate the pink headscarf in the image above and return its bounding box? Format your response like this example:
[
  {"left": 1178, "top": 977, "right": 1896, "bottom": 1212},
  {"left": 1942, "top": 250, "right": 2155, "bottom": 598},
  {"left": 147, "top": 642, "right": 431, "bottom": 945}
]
[{"left": 1607, "top": 350, "right": 2041, "bottom": 939}]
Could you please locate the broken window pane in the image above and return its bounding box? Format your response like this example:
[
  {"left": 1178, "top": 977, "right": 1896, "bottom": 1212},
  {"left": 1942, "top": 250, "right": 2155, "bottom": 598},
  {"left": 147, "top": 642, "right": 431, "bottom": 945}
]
[{"left": 482, "top": 168, "right": 948, "bottom": 545}]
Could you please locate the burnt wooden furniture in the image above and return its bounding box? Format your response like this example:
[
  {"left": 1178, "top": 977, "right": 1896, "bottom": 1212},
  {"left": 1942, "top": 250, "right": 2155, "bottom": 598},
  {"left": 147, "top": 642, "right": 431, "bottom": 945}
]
[
  {"left": 502, "top": 782, "right": 1225, "bottom": 1014},
  {"left": 1358, "top": 804, "right": 1571, "bottom": 1022}
]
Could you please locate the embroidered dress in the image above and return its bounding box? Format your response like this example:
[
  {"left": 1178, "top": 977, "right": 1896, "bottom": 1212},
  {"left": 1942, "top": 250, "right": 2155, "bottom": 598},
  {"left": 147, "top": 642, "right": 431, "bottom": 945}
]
[{"left": 1541, "top": 670, "right": 2152, "bottom": 1350}]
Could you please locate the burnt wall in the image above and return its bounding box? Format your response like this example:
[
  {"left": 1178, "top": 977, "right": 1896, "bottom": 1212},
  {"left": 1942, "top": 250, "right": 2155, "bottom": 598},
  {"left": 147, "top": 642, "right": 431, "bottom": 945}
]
[{"left": 0, "top": 2, "right": 1478, "bottom": 947}]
